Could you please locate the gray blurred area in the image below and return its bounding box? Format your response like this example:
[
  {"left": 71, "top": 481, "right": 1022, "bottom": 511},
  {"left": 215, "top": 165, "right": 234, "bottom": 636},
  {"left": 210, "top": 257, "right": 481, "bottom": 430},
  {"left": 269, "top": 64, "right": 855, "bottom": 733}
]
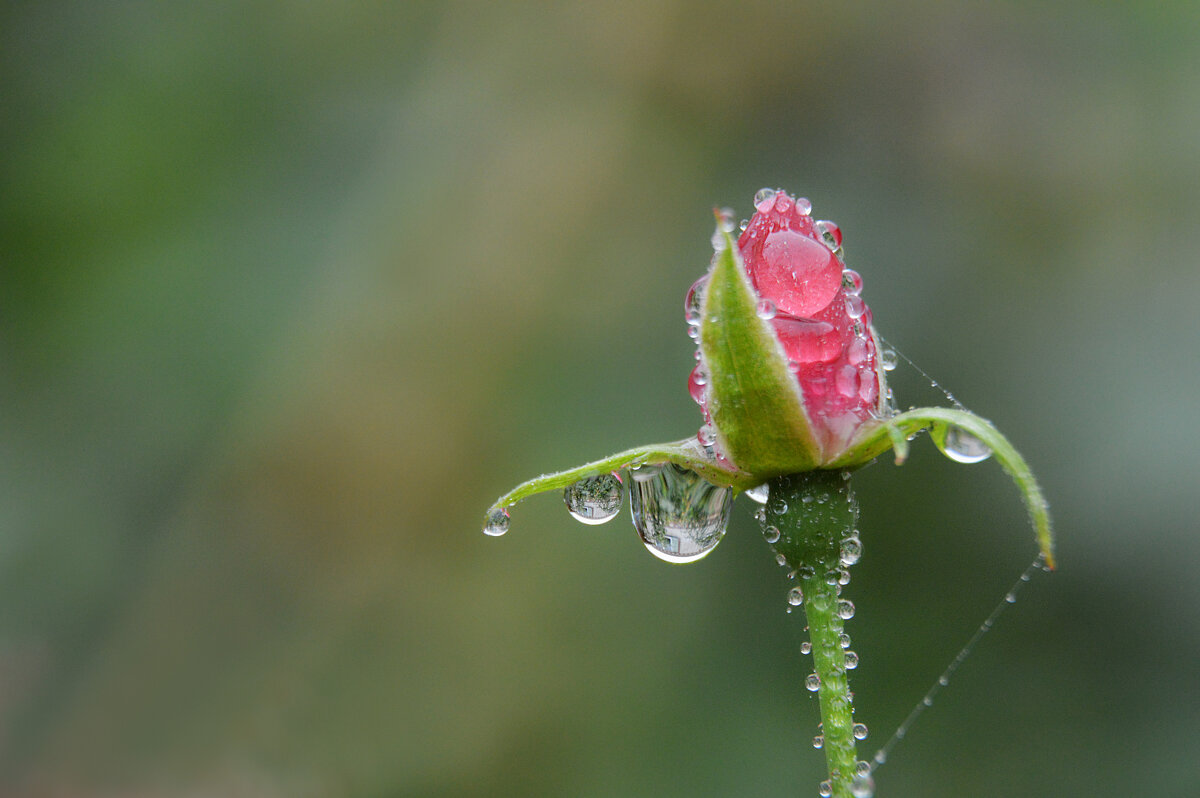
[{"left": 2, "top": 2, "right": 1197, "bottom": 796}]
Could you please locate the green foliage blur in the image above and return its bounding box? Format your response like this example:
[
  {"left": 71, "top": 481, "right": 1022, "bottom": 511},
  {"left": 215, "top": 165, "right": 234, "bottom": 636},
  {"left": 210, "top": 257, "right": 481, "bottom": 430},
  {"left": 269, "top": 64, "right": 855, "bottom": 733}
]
[{"left": 2, "top": 2, "right": 1197, "bottom": 796}]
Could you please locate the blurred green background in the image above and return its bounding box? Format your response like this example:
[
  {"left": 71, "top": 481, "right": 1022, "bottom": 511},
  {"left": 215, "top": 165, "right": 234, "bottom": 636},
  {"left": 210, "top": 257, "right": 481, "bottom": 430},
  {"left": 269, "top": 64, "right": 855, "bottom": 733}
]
[{"left": 2, "top": 2, "right": 1197, "bottom": 796}]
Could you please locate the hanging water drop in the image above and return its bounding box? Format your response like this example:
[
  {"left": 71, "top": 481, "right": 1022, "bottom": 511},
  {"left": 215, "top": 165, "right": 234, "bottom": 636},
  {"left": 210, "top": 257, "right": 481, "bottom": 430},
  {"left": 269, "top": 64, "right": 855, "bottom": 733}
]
[
  {"left": 880, "top": 348, "right": 898, "bottom": 371},
  {"left": 836, "top": 600, "right": 856, "bottom": 620},
  {"left": 483, "top": 507, "right": 510, "bottom": 537},
  {"left": 805, "top": 673, "right": 821, "bottom": 692},
  {"left": 685, "top": 275, "right": 707, "bottom": 326},
  {"left": 938, "top": 425, "right": 993, "bottom": 464},
  {"left": 851, "top": 774, "right": 876, "bottom": 797},
  {"left": 788, "top": 586, "right": 804, "bottom": 606},
  {"left": 563, "top": 473, "right": 623, "bottom": 525},
  {"left": 818, "top": 779, "right": 832, "bottom": 797},
  {"left": 853, "top": 723, "right": 868, "bottom": 740},
  {"left": 765, "top": 525, "right": 782, "bottom": 545},
  {"left": 629, "top": 464, "right": 733, "bottom": 564}
]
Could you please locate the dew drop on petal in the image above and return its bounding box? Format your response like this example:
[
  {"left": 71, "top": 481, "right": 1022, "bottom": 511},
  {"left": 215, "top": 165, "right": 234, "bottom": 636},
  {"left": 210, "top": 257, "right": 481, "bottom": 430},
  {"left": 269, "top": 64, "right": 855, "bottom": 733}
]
[
  {"left": 754, "top": 230, "right": 842, "bottom": 317},
  {"left": 939, "top": 425, "right": 993, "bottom": 463},
  {"left": 845, "top": 294, "right": 867, "bottom": 319},
  {"left": 756, "top": 298, "right": 777, "bottom": 319},
  {"left": 629, "top": 464, "right": 733, "bottom": 564},
  {"left": 842, "top": 268, "right": 863, "bottom": 295},
  {"left": 753, "top": 187, "right": 777, "bottom": 209},
  {"left": 685, "top": 275, "right": 707, "bottom": 326},
  {"left": 483, "top": 507, "right": 510, "bottom": 537},
  {"left": 795, "top": 196, "right": 813, "bottom": 215},
  {"left": 815, "top": 220, "right": 842, "bottom": 249},
  {"left": 563, "top": 473, "right": 624, "bottom": 525}
]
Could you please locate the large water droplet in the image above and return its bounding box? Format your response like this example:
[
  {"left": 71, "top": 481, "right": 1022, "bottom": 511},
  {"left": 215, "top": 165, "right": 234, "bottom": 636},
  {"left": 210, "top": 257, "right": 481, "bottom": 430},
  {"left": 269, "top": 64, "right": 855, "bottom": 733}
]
[
  {"left": 815, "top": 220, "right": 842, "bottom": 250},
  {"left": 685, "top": 275, "right": 707, "bottom": 326},
  {"left": 628, "top": 464, "right": 733, "bottom": 564},
  {"left": 744, "top": 483, "right": 769, "bottom": 504},
  {"left": 851, "top": 774, "right": 876, "bottom": 797},
  {"left": 483, "top": 507, "right": 510, "bottom": 537},
  {"left": 563, "top": 473, "right": 623, "bottom": 525},
  {"left": 753, "top": 187, "right": 777, "bottom": 209},
  {"left": 939, "top": 425, "right": 993, "bottom": 464}
]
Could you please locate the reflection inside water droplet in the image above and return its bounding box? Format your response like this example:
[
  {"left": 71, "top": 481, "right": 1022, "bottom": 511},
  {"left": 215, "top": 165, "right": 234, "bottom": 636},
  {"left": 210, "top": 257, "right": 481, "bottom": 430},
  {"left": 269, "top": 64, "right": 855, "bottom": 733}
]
[
  {"left": 628, "top": 464, "right": 733, "bottom": 564},
  {"left": 563, "top": 473, "right": 623, "bottom": 525},
  {"left": 940, "top": 425, "right": 993, "bottom": 464}
]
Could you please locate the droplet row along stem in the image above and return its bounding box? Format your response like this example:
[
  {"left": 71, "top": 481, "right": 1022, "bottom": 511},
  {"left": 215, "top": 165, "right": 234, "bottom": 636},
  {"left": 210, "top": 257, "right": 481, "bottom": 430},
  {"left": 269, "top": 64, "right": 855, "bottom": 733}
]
[{"left": 765, "top": 471, "right": 860, "bottom": 798}]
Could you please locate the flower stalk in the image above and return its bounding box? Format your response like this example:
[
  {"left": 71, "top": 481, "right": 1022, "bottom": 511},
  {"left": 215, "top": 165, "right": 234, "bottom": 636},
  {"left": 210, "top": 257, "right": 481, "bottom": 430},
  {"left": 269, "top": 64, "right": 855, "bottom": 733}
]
[{"left": 766, "top": 470, "right": 863, "bottom": 798}]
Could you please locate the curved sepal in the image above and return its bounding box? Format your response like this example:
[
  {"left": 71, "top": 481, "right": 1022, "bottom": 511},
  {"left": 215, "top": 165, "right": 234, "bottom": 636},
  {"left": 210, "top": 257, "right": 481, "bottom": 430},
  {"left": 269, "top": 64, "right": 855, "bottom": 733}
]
[
  {"left": 700, "top": 230, "right": 822, "bottom": 475},
  {"left": 485, "top": 438, "right": 759, "bottom": 522},
  {"left": 830, "top": 407, "right": 1056, "bottom": 569}
]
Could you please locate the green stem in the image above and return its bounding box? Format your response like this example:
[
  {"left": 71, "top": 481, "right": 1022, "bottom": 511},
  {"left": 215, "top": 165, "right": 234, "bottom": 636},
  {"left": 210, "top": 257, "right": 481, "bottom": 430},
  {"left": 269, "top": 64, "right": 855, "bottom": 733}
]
[{"left": 766, "top": 471, "right": 861, "bottom": 798}]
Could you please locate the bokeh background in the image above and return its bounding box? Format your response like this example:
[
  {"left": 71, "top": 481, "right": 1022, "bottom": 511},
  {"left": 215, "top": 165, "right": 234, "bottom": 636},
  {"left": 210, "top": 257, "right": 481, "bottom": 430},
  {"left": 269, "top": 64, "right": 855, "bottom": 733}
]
[{"left": 2, "top": 2, "right": 1198, "bottom": 796}]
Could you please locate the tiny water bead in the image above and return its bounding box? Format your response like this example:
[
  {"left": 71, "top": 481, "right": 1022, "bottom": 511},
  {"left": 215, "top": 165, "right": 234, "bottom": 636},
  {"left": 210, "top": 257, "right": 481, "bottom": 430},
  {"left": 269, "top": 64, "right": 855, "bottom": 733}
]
[
  {"left": 844, "top": 651, "right": 859, "bottom": 669},
  {"left": 685, "top": 275, "right": 707, "bottom": 326},
  {"left": 765, "top": 525, "right": 782, "bottom": 545},
  {"left": 753, "top": 187, "right": 777, "bottom": 209},
  {"left": 839, "top": 536, "right": 861, "bottom": 567},
  {"left": 562, "top": 474, "right": 624, "bottom": 525},
  {"left": 839, "top": 633, "right": 851, "bottom": 649},
  {"left": 755, "top": 298, "right": 778, "bottom": 319},
  {"left": 800, "top": 641, "right": 812, "bottom": 655},
  {"left": 812, "top": 735, "right": 824, "bottom": 749},
  {"left": 852, "top": 723, "right": 868, "bottom": 740},
  {"left": 628, "top": 464, "right": 733, "bottom": 564},
  {"left": 819, "top": 780, "right": 832, "bottom": 797},
  {"left": 788, "top": 586, "right": 804, "bottom": 606},
  {"left": 939, "top": 425, "right": 994, "bottom": 464},
  {"left": 880, "top": 348, "right": 898, "bottom": 371},
  {"left": 483, "top": 507, "right": 510, "bottom": 537},
  {"left": 805, "top": 673, "right": 821, "bottom": 692},
  {"left": 836, "top": 600, "right": 856, "bottom": 620}
]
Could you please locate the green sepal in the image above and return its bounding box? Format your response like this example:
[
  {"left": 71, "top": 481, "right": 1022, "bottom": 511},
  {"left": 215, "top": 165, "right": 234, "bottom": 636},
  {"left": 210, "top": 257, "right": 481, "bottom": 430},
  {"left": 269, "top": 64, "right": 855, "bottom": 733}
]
[
  {"left": 485, "top": 438, "right": 759, "bottom": 521},
  {"left": 699, "top": 230, "right": 823, "bottom": 476},
  {"left": 830, "top": 406, "right": 1056, "bottom": 569}
]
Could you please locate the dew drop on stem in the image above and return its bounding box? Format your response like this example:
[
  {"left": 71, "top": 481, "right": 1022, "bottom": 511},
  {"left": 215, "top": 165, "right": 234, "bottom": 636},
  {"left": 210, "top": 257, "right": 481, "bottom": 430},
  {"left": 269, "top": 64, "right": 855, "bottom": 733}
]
[
  {"left": 483, "top": 507, "right": 510, "bottom": 537},
  {"left": 938, "top": 425, "right": 993, "bottom": 464},
  {"left": 628, "top": 464, "right": 732, "bottom": 564}
]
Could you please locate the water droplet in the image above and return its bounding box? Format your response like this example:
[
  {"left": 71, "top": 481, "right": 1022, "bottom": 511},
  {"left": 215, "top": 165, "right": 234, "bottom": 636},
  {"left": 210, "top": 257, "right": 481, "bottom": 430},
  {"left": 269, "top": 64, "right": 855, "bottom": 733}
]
[
  {"left": 738, "top": 218, "right": 749, "bottom": 232},
  {"left": 753, "top": 187, "right": 777, "bottom": 209},
  {"left": 685, "top": 276, "right": 707, "bottom": 326},
  {"left": 788, "top": 586, "right": 804, "bottom": 606},
  {"left": 629, "top": 464, "right": 733, "bottom": 564},
  {"left": 744, "top": 483, "right": 769, "bottom": 504},
  {"left": 851, "top": 774, "right": 876, "bottom": 797},
  {"left": 839, "top": 535, "right": 862, "bottom": 567},
  {"left": 845, "top": 295, "right": 867, "bottom": 319},
  {"left": 844, "top": 650, "right": 859, "bottom": 669},
  {"left": 795, "top": 196, "right": 813, "bottom": 215},
  {"left": 837, "top": 569, "right": 851, "bottom": 586},
  {"left": 755, "top": 298, "right": 777, "bottom": 319},
  {"left": 880, "top": 348, "right": 898, "bottom": 371},
  {"left": 812, "top": 735, "right": 824, "bottom": 749},
  {"left": 939, "top": 425, "right": 993, "bottom": 464},
  {"left": 842, "top": 269, "right": 863, "bottom": 295},
  {"left": 798, "top": 564, "right": 816, "bottom": 580},
  {"left": 686, "top": 325, "right": 700, "bottom": 340},
  {"left": 765, "top": 525, "right": 782, "bottom": 545},
  {"left": 855, "top": 761, "right": 872, "bottom": 777},
  {"left": 836, "top": 600, "right": 856, "bottom": 620},
  {"left": 815, "top": 220, "right": 842, "bottom": 250},
  {"left": 839, "top": 633, "right": 851, "bottom": 649},
  {"left": 563, "top": 473, "right": 624, "bottom": 525},
  {"left": 483, "top": 507, "right": 510, "bottom": 537},
  {"left": 922, "top": 696, "right": 933, "bottom": 707},
  {"left": 852, "top": 722, "right": 868, "bottom": 740},
  {"left": 769, "top": 496, "right": 788, "bottom": 515},
  {"left": 800, "top": 641, "right": 812, "bottom": 655},
  {"left": 819, "top": 779, "right": 832, "bottom": 797},
  {"left": 775, "top": 553, "right": 788, "bottom": 567},
  {"left": 805, "top": 673, "right": 821, "bottom": 692},
  {"left": 1005, "top": 591, "right": 1018, "bottom": 604},
  {"left": 697, "top": 424, "right": 716, "bottom": 446},
  {"left": 938, "top": 675, "right": 950, "bottom": 687}
]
